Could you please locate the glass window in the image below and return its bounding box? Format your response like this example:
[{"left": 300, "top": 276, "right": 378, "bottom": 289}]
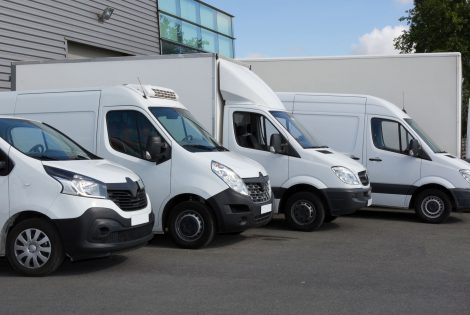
[
  {"left": 233, "top": 112, "right": 286, "bottom": 153},
  {"left": 159, "top": 13, "right": 181, "bottom": 43},
  {"left": 201, "top": 29, "right": 216, "bottom": 52},
  {"left": 161, "top": 40, "right": 202, "bottom": 54},
  {"left": 150, "top": 107, "right": 224, "bottom": 153},
  {"left": 182, "top": 22, "right": 200, "bottom": 49},
  {"left": 180, "top": 0, "right": 198, "bottom": 23},
  {"left": 0, "top": 118, "right": 96, "bottom": 161},
  {"left": 404, "top": 118, "right": 444, "bottom": 153},
  {"left": 218, "top": 35, "right": 234, "bottom": 58},
  {"left": 158, "top": 0, "right": 178, "bottom": 15},
  {"left": 371, "top": 118, "right": 414, "bottom": 154},
  {"left": 106, "top": 111, "right": 163, "bottom": 160},
  {"left": 270, "top": 111, "right": 322, "bottom": 149},
  {"left": 216, "top": 12, "right": 232, "bottom": 36},
  {"left": 200, "top": 5, "right": 216, "bottom": 30}
]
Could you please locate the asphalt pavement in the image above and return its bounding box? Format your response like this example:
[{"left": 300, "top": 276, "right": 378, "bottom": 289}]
[{"left": 0, "top": 209, "right": 469, "bottom": 314}]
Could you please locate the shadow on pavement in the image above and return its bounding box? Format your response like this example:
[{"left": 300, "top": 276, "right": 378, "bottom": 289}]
[
  {"left": 148, "top": 232, "right": 249, "bottom": 249},
  {"left": 347, "top": 208, "right": 464, "bottom": 224},
  {"left": 0, "top": 255, "right": 128, "bottom": 277}
]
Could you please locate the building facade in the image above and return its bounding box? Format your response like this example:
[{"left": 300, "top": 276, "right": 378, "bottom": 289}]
[
  {"left": 158, "top": 0, "right": 235, "bottom": 58},
  {"left": 0, "top": 0, "right": 234, "bottom": 92}
]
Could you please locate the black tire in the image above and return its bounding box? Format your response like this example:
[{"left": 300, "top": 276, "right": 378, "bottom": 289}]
[
  {"left": 168, "top": 201, "right": 215, "bottom": 249},
  {"left": 6, "top": 218, "right": 64, "bottom": 276},
  {"left": 284, "top": 192, "right": 326, "bottom": 231},
  {"left": 324, "top": 214, "right": 337, "bottom": 223},
  {"left": 414, "top": 189, "right": 451, "bottom": 224}
]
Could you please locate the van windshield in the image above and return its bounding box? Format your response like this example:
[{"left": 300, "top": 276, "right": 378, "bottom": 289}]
[
  {"left": 0, "top": 118, "right": 98, "bottom": 161},
  {"left": 404, "top": 118, "right": 445, "bottom": 153},
  {"left": 150, "top": 107, "right": 227, "bottom": 153},
  {"left": 270, "top": 111, "right": 324, "bottom": 149}
]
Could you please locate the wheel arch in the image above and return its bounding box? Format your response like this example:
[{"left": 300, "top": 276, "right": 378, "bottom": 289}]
[
  {"left": 279, "top": 184, "right": 331, "bottom": 215},
  {"left": 408, "top": 184, "right": 456, "bottom": 210}
]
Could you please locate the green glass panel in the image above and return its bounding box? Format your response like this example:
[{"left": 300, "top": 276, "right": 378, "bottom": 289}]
[
  {"left": 161, "top": 41, "right": 201, "bottom": 55},
  {"left": 218, "top": 35, "right": 233, "bottom": 58},
  {"left": 217, "top": 12, "right": 232, "bottom": 37},
  {"left": 158, "top": 0, "right": 178, "bottom": 15},
  {"left": 201, "top": 29, "right": 216, "bottom": 53},
  {"left": 200, "top": 5, "right": 216, "bottom": 30},
  {"left": 182, "top": 22, "right": 200, "bottom": 49},
  {"left": 180, "top": 0, "right": 198, "bottom": 23},
  {"left": 159, "top": 13, "right": 181, "bottom": 43}
]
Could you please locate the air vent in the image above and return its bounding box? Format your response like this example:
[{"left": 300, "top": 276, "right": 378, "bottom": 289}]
[
  {"left": 151, "top": 88, "right": 177, "bottom": 100},
  {"left": 317, "top": 150, "right": 333, "bottom": 154}
]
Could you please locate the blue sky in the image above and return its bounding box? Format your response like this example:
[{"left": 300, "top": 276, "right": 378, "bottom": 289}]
[{"left": 203, "top": 0, "right": 414, "bottom": 58}]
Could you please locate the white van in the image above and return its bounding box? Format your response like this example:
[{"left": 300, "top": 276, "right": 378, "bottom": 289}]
[
  {"left": 0, "top": 116, "right": 153, "bottom": 276},
  {"left": 0, "top": 85, "right": 272, "bottom": 249},
  {"left": 278, "top": 92, "right": 470, "bottom": 223}
]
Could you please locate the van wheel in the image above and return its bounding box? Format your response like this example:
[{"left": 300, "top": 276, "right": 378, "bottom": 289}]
[
  {"left": 168, "top": 201, "right": 215, "bottom": 249},
  {"left": 6, "top": 218, "right": 64, "bottom": 276},
  {"left": 284, "top": 192, "right": 325, "bottom": 231},
  {"left": 414, "top": 189, "right": 451, "bottom": 223}
]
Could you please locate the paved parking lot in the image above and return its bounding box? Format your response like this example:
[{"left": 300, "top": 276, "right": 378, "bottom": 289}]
[{"left": 0, "top": 209, "right": 469, "bottom": 314}]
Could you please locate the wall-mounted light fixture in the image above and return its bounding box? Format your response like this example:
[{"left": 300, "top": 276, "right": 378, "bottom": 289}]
[{"left": 97, "top": 7, "right": 114, "bottom": 23}]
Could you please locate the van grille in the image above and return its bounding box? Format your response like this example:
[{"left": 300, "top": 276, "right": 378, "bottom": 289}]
[
  {"left": 108, "top": 189, "right": 148, "bottom": 211},
  {"left": 358, "top": 171, "right": 369, "bottom": 186},
  {"left": 245, "top": 182, "right": 271, "bottom": 203},
  {"left": 151, "top": 88, "right": 177, "bottom": 100}
]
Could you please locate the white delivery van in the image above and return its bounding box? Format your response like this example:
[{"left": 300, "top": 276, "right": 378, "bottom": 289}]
[
  {"left": 0, "top": 85, "right": 273, "bottom": 249},
  {"left": 0, "top": 116, "right": 153, "bottom": 276},
  {"left": 11, "top": 54, "right": 371, "bottom": 231},
  {"left": 278, "top": 92, "right": 470, "bottom": 223}
]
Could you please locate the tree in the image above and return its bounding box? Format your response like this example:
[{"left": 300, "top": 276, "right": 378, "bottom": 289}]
[{"left": 394, "top": 0, "right": 470, "bottom": 138}]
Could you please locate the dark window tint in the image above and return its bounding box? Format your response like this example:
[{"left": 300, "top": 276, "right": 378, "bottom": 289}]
[
  {"left": 233, "top": 112, "right": 285, "bottom": 153},
  {"left": 371, "top": 118, "right": 414, "bottom": 154},
  {"left": 106, "top": 111, "right": 162, "bottom": 160},
  {"left": 0, "top": 149, "right": 11, "bottom": 176}
]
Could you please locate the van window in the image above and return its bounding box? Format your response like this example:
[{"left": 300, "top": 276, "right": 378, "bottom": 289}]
[
  {"left": 106, "top": 111, "right": 163, "bottom": 160},
  {"left": 371, "top": 118, "right": 414, "bottom": 154},
  {"left": 233, "top": 112, "right": 286, "bottom": 152}
]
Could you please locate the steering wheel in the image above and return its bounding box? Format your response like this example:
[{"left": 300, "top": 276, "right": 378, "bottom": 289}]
[{"left": 29, "top": 144, "right": 45, "bottom": 154}]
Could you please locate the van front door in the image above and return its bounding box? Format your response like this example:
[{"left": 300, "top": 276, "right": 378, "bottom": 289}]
[
  {"left": 228, "top": 109, "right": 289, "bottom": 210},
  {"left": 0, "top": 144, "right": 11, "bottom": 226},
  {"left": 100, "top": 108, "right": 172, "bottom": 232},
  {"left": 366, "top": 116, "right": 421, "bottom": 207}
]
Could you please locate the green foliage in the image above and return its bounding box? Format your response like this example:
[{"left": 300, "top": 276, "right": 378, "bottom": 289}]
[{"left": 394, "top": 0, "right": 470, "bottom": 137}]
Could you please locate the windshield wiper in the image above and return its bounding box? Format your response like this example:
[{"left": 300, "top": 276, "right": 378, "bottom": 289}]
[
  {"left": 436, "top": 150, "right": 447, "bottom": 153},
  {"left": 305, "top": 145, "right": 329, "bottom": 149},
  {"left": 183, "top": 144, "right": 217, "bottom": 151},
  {"left": 33, "top": 155, "right": 59, "bottom": 161},
  {"left": 74, "top": 154, "right": 90, "bottom": 160}
]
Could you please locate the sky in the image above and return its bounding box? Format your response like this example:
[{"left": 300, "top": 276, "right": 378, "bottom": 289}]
[{"left": 203, "top": 0, "right": 415, "bottom": 58}]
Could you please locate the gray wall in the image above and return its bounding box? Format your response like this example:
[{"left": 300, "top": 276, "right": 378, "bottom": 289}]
[{"left": 0, "top": 0, "right": 160, "bottom": 91}]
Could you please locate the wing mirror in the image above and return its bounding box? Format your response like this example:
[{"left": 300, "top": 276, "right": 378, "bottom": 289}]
[
  {"left": 408, "top": 139, "right": 421, "bottom": 157},
  {"left": 269, "top": 134, "right": 287, "bottom": 154},
  {"left": 0, "top": 161, "right": 6, "bottom": 171},
  {"left": 145, "top": 136, "right": 170, "bottom": 163}
]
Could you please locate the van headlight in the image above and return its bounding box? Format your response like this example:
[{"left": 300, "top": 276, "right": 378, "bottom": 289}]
[
  {"left": 459, "top": 169, "right": 470, "bottom": 184},
  {"left": 211, "top": 161, "right": 249, "bottom": 196},
  {"left": 332, "top": 166, "right": 360, "bottom": 185},
  {"left": 44, "top": 166, "right": 108, "bottom": 199}
]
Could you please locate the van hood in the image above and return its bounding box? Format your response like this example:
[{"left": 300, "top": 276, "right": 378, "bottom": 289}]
[
  {"left": 434, "top": 153, "right": 470, "bottom": 170},
  {"left": 198, "top": 151, "right": 268, "bottom": 179},
  {"left": 42, "top": 159, "right": 140, "bottom": 184},
  {"left": 302, "top": 147, "right": 367, "bottom": 174}
]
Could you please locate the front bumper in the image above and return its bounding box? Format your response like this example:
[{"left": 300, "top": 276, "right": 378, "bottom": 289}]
[
  {"left": 207, "top": 189, "right": 273, "bottom": 233},
  {"left": 322, "top": 187, "right": 371, "bottom": 216},
  {"left": 53, "top": 208, "right": 154, "bottom": 261},
  {"left": 450, "top": 189, "right": 470, "bottom": 212}
]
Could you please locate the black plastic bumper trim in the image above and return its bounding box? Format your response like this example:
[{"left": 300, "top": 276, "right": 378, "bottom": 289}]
[
  {"left": 321, "top": 187, "right": 371, "bottom": 216},
  {"left": 450, "top": 189, "right": 470, "bottom": 212}
]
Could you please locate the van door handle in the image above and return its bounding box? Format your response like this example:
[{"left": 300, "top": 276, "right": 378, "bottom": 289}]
[
  {"left": 350, "top": 155, "right": 360, "bottom": 160},
  {"left": 369, "top": 157, "right": 382, "bottom": 162}
]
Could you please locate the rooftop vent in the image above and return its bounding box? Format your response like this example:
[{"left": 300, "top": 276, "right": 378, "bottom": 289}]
[{"left": 151, "top": 88, "right": 177, "bottom": 100}]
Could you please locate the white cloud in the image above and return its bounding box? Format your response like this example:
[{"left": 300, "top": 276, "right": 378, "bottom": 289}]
[{"left": 352, "top": 25, "right": 408, "bottom": 55}]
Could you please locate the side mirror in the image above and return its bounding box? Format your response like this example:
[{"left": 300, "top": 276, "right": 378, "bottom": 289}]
[
  {"left": 408, "top": 139, "right": 421, "bottom": 157},
  {"left": 0, "top": 161, "right": 6, "bottom": 171},
  {"left": 269, "top": 134, "right": 286, "bottom": 154},
  {"left": 145, "top": 136, "right": 169, "bottom": 163}
]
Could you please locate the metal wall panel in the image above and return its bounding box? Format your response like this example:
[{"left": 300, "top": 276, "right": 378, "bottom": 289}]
[{"left": 0, "top": 0, "right": 159, "bottom": 91}]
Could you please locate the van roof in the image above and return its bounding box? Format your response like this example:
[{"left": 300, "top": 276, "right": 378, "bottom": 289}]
[{"left": 277, "top": 92, "right": 411, "bottom": 120}]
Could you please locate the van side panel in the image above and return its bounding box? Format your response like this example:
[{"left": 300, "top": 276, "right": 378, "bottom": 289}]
[{"left": 14, "top": 91, "right": 101, "bottom": 152}]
